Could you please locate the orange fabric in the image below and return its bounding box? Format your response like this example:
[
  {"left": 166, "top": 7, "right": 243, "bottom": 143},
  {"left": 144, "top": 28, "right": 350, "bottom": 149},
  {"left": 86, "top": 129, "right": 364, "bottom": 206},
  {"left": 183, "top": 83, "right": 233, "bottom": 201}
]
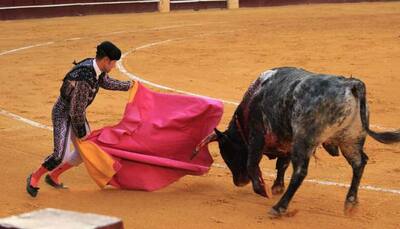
[
  {"left": 76, "top": 82, "right": 137, "bottom": 188},
  {"left": 75, "top": 139, "right": 117, "bottom": 188},
  {"left": 128, "top": 81, "right": 139, "bottom": 103}
]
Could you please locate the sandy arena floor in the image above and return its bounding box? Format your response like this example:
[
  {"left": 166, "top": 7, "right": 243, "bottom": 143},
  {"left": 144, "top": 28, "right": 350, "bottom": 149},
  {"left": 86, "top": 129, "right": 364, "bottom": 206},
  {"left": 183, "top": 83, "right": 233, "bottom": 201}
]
[{"left": 0, "top": 2, "right": 400, "bottom": 228}]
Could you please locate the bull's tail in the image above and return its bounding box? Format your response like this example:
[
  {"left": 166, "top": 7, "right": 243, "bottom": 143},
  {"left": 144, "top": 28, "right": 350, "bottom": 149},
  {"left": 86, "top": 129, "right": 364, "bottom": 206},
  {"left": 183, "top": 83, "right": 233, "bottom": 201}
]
[{"left": 352, "top": 80, "right": 400, "bottom": 144}]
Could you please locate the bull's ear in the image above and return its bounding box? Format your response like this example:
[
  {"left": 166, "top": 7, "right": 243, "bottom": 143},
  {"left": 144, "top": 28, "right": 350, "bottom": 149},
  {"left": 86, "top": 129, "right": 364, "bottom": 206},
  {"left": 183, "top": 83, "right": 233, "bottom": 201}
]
[{"left": 214, "top": 128, "right": 224, "bottom": 139}]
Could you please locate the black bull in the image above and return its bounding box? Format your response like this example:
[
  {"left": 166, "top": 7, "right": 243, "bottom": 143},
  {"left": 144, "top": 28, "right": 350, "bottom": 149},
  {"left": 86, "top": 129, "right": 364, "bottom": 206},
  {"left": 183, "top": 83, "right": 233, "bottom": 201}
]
[{"left": 192, "top": 67, "right": 400, "bottom": 217}]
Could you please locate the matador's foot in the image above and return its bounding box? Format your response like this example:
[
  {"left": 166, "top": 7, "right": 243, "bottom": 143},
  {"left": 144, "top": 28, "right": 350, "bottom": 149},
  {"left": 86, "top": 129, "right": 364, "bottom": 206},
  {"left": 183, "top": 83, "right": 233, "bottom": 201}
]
[
  {"left": 26, "top": 174, "right": 40, "bottom": 197},
  {"left": 45, "top": 174, "right": 68, "bottom": 189}
]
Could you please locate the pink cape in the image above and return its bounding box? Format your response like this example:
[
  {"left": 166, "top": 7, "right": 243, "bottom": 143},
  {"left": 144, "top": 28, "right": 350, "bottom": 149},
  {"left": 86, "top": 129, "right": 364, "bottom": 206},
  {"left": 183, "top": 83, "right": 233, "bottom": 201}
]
[{"left": 80, "top": 82, "right": 223, "bottom": 191}]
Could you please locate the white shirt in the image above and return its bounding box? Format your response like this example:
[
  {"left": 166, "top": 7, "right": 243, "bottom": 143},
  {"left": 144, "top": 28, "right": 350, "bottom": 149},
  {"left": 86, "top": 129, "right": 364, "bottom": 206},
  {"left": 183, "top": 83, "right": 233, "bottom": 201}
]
[{"left": 92, "top": 59, "right": 102, "bottom": 79}]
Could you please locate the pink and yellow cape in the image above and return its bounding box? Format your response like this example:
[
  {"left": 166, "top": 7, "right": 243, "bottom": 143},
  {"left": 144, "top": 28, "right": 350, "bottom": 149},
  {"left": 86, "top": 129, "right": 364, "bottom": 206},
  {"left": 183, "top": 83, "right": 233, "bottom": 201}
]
[{"left": 76, "top": 81, "right": 223, "bottom": 191}]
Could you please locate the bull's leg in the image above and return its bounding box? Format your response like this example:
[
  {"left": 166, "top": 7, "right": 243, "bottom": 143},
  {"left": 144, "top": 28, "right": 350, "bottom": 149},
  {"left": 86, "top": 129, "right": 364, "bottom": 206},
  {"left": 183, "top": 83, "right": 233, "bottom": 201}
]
[
  {"left": 272, "top": 156, "right": 290, "bottom": 195},
  {"left": 247, "top": 132, "right": 271, "bottom": 198},
  {"left": 269, "top": 139, "right": 316, "bottom": 216},
  {"left": 340, "top": 138, "right": 368, "bottom": 215}
]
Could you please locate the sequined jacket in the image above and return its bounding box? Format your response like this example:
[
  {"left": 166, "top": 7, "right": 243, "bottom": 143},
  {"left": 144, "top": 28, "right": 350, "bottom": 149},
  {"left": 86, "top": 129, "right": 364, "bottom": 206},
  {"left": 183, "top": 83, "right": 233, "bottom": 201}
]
[{"left": 59, "top": 58, "right": 131, "bottom": 138}]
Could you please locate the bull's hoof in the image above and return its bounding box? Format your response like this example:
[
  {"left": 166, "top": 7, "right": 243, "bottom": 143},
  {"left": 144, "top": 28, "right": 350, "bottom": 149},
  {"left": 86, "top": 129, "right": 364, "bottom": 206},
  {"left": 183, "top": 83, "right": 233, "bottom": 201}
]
[
  {"left": 268, "top": 206, "right": 287, "bottom": 218},
  {"left": 253, "top": 184, "right": 272, "bottom": 198},
  {"left": 344, "top": 197, "right": 359, "bottom": 216},
  {"left": 254, "top": 185, "right": 267, "bottom": 197},
  {"left": 269, "top": 207, "right": 298, "bottom": 218},
  {"left": 271, "top": 184, "right": 285, "bottom": 195}
]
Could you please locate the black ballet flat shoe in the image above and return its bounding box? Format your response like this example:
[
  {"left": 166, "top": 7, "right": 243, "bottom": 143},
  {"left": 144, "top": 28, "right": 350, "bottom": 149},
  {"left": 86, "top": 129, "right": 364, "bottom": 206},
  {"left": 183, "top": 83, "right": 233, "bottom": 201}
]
[
  {"left": 45, "top": 174, "right": 68, "bottom": 189},
  {"left": 26, "top": 174, "right": 40, "bottom": 197}
]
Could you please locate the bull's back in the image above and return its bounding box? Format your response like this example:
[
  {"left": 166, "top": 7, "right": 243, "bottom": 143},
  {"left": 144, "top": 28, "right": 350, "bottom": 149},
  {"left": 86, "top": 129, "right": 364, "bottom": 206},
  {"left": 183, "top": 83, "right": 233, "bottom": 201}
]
[{"left": 259, "top": 67, "right": 360, "bottom": 142}]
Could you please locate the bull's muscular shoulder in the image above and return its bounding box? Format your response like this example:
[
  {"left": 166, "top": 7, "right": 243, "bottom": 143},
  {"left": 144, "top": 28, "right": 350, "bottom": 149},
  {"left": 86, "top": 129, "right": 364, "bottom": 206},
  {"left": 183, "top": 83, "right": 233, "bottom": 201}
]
[
  {"left": 255, "top": 67, "right": 319, "bottom": 139},
  {"left": 258, "top": 67, "right": 312, "bottom": 99}
]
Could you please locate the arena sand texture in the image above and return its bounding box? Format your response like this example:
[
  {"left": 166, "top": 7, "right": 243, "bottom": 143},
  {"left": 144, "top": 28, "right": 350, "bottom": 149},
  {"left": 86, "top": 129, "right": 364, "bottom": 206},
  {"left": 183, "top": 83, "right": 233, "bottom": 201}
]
[{"left": 0, "top": 2, "right": 400, "bottom": 228}]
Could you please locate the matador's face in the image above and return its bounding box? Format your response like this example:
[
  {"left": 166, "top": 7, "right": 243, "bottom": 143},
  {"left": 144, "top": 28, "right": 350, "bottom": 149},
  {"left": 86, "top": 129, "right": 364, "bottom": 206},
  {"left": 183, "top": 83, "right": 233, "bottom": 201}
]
[{"left": 103, "top": 58, "right": 117, "bottom": 73}]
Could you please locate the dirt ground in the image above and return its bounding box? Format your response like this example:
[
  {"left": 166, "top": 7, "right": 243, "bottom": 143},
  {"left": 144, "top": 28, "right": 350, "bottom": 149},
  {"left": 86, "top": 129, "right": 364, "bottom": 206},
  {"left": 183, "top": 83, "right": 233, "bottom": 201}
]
[{"left": 1, "top": 2, "right": 400, "bottom": 228}]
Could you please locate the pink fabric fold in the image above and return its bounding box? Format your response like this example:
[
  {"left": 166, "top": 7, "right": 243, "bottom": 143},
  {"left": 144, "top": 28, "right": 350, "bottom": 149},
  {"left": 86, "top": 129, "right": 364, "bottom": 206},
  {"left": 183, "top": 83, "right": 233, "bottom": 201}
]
[{"left": 86, "top": 83, "right": 223, "bottom": 191}]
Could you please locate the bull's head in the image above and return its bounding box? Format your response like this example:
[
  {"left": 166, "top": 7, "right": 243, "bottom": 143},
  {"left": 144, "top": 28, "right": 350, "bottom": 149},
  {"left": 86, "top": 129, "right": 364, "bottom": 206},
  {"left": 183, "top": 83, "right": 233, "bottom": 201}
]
[{"left": 193, "top": 128, "right": 250, "bottom": 187}]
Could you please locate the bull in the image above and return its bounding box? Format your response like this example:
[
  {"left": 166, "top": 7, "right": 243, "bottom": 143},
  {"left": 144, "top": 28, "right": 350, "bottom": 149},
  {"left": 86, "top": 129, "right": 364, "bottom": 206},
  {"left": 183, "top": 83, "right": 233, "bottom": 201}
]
[{"left": 193, "top": 67, "right": 400, "bottom": 217}]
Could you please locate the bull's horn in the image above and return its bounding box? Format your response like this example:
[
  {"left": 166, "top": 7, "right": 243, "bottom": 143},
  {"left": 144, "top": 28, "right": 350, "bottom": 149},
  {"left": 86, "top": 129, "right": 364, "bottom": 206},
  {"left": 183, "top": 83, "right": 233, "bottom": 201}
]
[{"left": 191, "top": 132, "right": 218, "bottom": 160}]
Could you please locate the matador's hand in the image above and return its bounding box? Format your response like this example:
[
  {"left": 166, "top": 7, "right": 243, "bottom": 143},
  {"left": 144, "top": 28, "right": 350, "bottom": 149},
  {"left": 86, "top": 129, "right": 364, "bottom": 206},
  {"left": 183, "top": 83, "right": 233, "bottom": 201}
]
[{"left": 129, "top": 81, "right": 135, "bottom": 88}]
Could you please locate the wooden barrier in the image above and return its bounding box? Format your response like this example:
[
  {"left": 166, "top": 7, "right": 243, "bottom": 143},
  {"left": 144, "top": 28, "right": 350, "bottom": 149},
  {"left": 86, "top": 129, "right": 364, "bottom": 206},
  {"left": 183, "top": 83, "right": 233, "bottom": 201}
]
[
  {"left": 159, "top": 0, "right": 170, "bottom": 12},
  {"left": 0, "top": 1, "right": 159, "bottom": 20},
  {"left": 239, "top": 0, "right": 386, "bottom": 7},
  {"left": 0, "top": 0, "right": 393, "bottom": 20},
  {"left": 170, "top": 0, "right": 226, "bottom": 11},
  {"left": 228, "top": 0, "right": 239, "bottom": 9}
]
